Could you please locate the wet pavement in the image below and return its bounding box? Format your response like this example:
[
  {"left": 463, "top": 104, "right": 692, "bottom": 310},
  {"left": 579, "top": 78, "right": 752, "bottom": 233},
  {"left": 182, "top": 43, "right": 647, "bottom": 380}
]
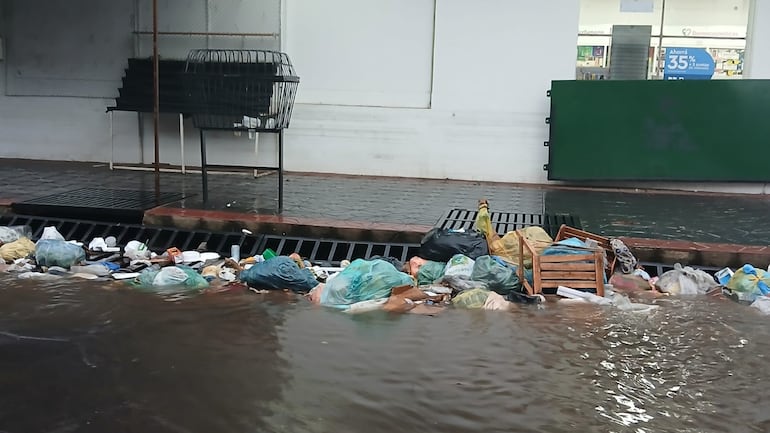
[{"left": 2, "top": 159, "right": 770, "bottom": 245}]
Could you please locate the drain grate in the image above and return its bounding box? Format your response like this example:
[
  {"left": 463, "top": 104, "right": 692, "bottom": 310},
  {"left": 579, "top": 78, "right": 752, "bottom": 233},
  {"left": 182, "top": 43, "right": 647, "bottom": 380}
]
[
  {"left": 0, "top": 214, "right": 263, "bottom": 258},
  {"left": 0, "top": 214, "right": 722, "bottom": 275},
  {"left": 436, "top": 209, "right": 582, "bottom": 238},
  {"left": 12, "top": 188, "right": 186, "bottom": 223},
  {"left": 257, "top": 235, "right": 421, "bottom": 267}
]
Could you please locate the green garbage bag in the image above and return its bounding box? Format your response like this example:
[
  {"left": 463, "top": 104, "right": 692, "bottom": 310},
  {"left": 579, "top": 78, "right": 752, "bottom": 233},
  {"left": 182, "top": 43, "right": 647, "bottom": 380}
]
[
  {"left": 320, "top": 259, "right": 414, "bottom": 307},
  {"left": 134, "top": 265, "right": 209, "bottom": 292},
  {"left": 470, "top": 255, "right": 521, "bottom": 295},
  {"left": 416, "top": 260, "right": 446, "bottom": 285},
  {"left": 452, "top": 288, "right": 491, "bottom": 309}
]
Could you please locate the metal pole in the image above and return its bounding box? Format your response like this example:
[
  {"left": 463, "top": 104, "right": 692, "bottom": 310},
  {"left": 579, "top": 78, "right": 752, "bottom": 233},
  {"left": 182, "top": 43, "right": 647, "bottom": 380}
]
[
  {"left": 278, "top": 130, "right": 284, "bottom": 211},
  {"left": 657, "top": 0, "right": 666, "bottom": 79},
  {"left": 152, "top": 0, "right": 161, "bottom": 196},
  {"left": 109, "top": 111, "right": 114, "bottom": 170},
  {"left": 179, "top": 113, "right": 185, "bottom": 174},
  {"left": 253, "top": 131, "right": 259, "bottom": 178},
  {"left": 200, "top": 129, "right": 208, "bottom": 203}
]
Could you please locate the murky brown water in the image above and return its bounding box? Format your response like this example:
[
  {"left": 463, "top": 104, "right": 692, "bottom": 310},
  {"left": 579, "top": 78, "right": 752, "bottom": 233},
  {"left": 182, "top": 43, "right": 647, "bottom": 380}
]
[{"left": 1, "top": 275, "right": 768, "bottom": 433}]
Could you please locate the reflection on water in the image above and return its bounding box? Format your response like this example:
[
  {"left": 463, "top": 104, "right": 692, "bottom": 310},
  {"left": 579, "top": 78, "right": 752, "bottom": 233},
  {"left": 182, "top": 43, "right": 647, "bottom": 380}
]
[{"left": 2, "top": 275, "right": 769, "bottom": 433}]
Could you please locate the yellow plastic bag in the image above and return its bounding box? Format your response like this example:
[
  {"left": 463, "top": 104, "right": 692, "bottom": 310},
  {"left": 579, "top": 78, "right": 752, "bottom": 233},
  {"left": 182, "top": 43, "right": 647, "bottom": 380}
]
[
  {"left": 0, "top": 237, "right": 36, "bottom": 263},
  {"left": 473, "top": 200, "right": 553, "bottom": 268}
]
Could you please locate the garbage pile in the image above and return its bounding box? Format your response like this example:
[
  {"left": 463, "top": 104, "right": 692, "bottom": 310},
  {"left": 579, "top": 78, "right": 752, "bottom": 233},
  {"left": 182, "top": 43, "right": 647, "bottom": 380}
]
[{"left": 2, "top": 201, "right": 770, "bottom": 316}]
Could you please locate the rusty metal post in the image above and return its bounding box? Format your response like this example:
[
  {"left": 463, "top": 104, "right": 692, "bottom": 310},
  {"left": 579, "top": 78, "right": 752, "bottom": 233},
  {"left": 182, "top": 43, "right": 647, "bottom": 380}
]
[{"left": 152, "top": 0, "right": 161, "bottom": 197}]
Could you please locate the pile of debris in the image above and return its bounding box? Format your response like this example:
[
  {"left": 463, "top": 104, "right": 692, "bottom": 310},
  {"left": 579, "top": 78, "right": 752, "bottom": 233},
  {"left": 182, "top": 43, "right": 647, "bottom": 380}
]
[{"left": 2, "top": 200, "right": 769, "bottom": 316}]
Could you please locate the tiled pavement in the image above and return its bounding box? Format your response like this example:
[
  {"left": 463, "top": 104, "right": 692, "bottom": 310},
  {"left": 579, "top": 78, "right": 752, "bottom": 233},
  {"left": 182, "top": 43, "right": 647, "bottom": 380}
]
[{"left": 2, "top": 158, "right": 770, "bottom": 246}]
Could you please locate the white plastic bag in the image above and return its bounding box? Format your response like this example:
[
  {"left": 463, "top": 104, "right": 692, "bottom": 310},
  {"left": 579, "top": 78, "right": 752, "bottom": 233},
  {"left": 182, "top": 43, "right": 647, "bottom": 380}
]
[
  {"left": 153, "top": 266, "right": 190, "bottom": 286},
  {"left": 443, "top": 254, "right": 475, "bottom": 279},
  {"left": 557, "top": 285, "right": 612, "bottom": 305},
  {"left": 40, "top": 226, "right": 65, "bottom": 242},
  {"left": 0, "top": 226, "right": 31, "bottom": 244},
  {"left": 751, "top": 297, "right": 770, "bottom": 315},
  {"left": 124, "top": 240, "right": 151, "bottom": 260},
  {"left": 656, "top": 264, "right": 717, "bottom": 296}
]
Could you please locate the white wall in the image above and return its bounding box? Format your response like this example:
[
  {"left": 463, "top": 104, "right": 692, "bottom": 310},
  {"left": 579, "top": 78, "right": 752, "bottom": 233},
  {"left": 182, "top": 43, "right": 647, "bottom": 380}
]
[
  {"left": 282, "top": 0, "right": 578, "bottom": 182},
  {"left": 0, "top": 0, "right": 130, "bottom": 161},
  {"left": 135, "top": 0, "right": 280, "bottom": 58},
  {"left": 284, "top": 0, "right": 434, "bottom": 108},
  {"left": 4, "top": 0, "right": 133, "bottom": 97}
]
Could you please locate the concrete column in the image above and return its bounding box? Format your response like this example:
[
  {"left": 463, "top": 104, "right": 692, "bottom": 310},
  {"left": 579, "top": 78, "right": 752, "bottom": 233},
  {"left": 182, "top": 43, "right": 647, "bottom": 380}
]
[{"left": 745, "top": 0, "right": 770, "bottom": 78}]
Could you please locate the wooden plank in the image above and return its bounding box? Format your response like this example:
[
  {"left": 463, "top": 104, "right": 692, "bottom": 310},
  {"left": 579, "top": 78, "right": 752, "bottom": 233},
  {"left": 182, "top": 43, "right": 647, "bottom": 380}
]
[
  {"left": 539, "top": 280, "right": 599, "bottom": 289},
  {"left": 541, "top": 271, "right": 598, "bottom": 280},
  {"left": 540, "top": 262, "right": 595, "bottom": 271},
  {"left": 522, "top": 280, "right": 536, "bottom": 295},
  {"left": 540, "top": 254, "right": 595, "bottom": 263},
  {"left": 595, "top": 250, "right": 605, "bottom": 297}
]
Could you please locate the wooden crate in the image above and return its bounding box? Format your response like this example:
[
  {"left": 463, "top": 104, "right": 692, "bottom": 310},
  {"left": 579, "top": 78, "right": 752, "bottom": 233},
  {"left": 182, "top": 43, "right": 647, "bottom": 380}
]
[{"left": 517, "top": 224, "right": 613, "bottom": 297}]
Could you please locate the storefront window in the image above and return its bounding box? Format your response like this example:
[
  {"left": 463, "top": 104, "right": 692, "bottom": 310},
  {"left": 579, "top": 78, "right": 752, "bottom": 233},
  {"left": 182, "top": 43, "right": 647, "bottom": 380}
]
[{"left": 577, "top": 0, "right": 750, "bottom": 80}]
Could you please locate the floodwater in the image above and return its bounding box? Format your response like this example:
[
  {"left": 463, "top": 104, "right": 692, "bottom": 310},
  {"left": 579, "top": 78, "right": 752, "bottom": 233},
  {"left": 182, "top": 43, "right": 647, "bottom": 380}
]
[{"left": 1, "top": 276, "right": 768, "bottom": 433}]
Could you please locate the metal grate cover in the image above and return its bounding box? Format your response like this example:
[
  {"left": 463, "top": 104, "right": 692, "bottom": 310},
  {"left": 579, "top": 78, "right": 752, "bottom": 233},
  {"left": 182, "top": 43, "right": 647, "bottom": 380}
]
[
  {"left": 436, "top": 209, "right": 582, "bottom": 238},
  {"left": 0, "top": 214, "right": 720, "bottom": 275},
  {"left": 12, "top": 188, "right": 186, "bottom": 223},
  {"left": 257, "top": 235, "right": 421, "bottom": 267},
  {"left": 0, "top": 214, "right": 262, "bottom": 258}
]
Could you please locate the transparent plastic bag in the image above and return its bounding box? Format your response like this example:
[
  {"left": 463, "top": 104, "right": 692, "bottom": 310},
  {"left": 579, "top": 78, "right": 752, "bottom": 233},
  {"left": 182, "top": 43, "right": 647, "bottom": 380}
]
[
  {"left": 0, "top": 226, "right": 32, "bottom": 244},
  {"left": 434, "top": 274, "right": 488, "bottom": 293},
  {"left": 443, "top": 254, "right": 475, "bottom": 279},
  {"left": 470, "top": 255, "right": 521, "bottom": 295},
  {"left": 320, "top": 259, "right": 414, "bottom": 307},
  {"left": 452, "top": 288, "right": 491, "bottom": 309},
  {"left": 136, "top": 265, "right": 209, "bottom": 291},
  {"left": 35, "top": 240, "right": 85, "bottom": 269},
  {"left": 0, "top": 238, "right": 35, "bottom": 262},
  {"left": 726, "top": 264, "right": 770, "bottom": 302},
  {"left": 40, "top": 226, "right": 65, "bottom": 242}
]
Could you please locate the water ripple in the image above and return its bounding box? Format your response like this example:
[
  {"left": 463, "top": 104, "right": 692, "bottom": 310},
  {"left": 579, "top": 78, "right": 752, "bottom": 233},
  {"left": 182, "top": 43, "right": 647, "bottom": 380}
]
[{"left": 1, "top": 276, "right": 770, "bottom": 432}]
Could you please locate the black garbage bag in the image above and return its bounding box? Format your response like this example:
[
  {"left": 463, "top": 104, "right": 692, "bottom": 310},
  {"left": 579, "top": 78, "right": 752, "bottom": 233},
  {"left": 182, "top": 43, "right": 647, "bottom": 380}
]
[
  {"left": 419, "top": 228, "right": 489, "bottom": 262},
  {"left": 369, "top": 255, "right": 404, "bottom": 272},
  {"left": 507, "top": 290, "right": 544, "bottom": 304}
]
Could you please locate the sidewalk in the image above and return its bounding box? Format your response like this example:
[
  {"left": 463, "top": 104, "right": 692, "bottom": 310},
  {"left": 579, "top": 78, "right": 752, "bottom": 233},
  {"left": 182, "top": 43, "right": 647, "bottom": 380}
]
[{"left": 2, "top": 158, "right": 770, "bottom": 248}]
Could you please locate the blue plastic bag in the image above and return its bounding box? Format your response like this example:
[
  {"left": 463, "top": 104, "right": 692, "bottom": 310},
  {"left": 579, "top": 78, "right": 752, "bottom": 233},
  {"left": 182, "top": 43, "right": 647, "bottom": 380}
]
[
  {"left": 240, "top": 256, "right": 319, "bottom": 292},
  {"left": 320, "top": 259, "right": 414, "bottom": 307},
  {"left": 35, "top": 240, "right": 86, "bottom": 269}
]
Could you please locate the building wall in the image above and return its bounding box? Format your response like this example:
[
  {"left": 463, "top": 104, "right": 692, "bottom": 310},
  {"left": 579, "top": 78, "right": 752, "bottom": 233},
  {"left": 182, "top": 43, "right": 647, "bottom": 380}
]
[
  {"left": 0, "top": 0, "right": 769, "bottom": 192},
  {"left": 282, "top": 0, "right": 578, "bottom": 182}
]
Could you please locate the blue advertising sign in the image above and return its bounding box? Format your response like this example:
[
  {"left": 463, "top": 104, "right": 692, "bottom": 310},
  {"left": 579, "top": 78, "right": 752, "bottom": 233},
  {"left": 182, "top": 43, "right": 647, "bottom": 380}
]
[{"left": 663, "top": 47, "right": 715, "bottom": 80}]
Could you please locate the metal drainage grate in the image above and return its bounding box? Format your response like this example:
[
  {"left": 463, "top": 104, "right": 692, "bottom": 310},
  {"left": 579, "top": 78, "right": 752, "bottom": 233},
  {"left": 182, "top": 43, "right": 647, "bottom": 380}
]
[
  {"left": 0, "top": 214, "right": 263, "bottom": 258},
  {"left": 257, "top": 235, "right": 421, "bottom": 267},
  {"left": 12, "top": 188, "right": 186, "bottom": 223},
  {"left": 0, "top": 214, "right": 725, "bottom": 276},
  {"left": 436, "top": 209, "right": 582, "bottom": 238}
]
